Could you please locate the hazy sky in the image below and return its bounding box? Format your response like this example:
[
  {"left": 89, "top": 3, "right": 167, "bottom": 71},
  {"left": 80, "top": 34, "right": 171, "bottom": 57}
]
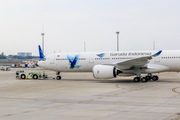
[{"left": 0, "top": 0, "right": 180, "bottom": 56}]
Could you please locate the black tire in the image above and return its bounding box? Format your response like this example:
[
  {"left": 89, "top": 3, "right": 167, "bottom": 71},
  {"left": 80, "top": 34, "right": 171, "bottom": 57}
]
[
  {"left": 134, "top": 77, "right": 140, "bottom": 82},
  {"left": 45, "top": 75, "right": 48, "bottom": 78},
  {"left": 33, "top": 74, "right": 38, "bottom": 79},
  {"left": 21, "top": 74, "right": 26, "bottom": 79},
  {"left": 56, "top": 76, "right": 61, "bottom": 80},
  {"left": 145, "top": 76, "right": 151, "bottom": 81},
  {"left": 152, "top": 75, "right": 159, "bottom": 81},
  {"left": 141, "top": 77, "right": 148, "bottom": 83}
]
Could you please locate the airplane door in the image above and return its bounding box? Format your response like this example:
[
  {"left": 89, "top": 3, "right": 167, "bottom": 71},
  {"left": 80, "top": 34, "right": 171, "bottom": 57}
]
[
  {"left": 89, "top": 54, "right": 94, "bottom": 63},
  {"left": 50, "top": 55, "right": 55, "bottom": 64}
]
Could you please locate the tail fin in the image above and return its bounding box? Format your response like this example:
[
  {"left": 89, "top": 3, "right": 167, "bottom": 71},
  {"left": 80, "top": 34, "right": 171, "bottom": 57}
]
[
  {"left": 38, "top": 45, "right": 45, "bottom": 60},
  {"left": 21, "top": 58, "right": 24, "bottom": 62}
]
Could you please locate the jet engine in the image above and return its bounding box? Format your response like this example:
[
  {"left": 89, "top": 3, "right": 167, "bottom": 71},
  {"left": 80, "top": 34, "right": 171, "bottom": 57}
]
[{"left": 92, "top": 65, "right": 122, "bottom": 79}]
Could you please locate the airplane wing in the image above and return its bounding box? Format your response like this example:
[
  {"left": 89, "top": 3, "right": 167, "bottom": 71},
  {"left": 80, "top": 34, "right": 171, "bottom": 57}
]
[{"left": 106, "top": 50, "right": 162, "bottom": 69}]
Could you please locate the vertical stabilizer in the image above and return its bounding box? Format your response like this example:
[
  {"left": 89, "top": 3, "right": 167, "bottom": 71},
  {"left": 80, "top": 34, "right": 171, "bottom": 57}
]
[
  {"left": 38, "top": 45, "right": 45, "bottom": 60},
  {"left": 21, "top": 58, "right": 24, "bottom": 62}
]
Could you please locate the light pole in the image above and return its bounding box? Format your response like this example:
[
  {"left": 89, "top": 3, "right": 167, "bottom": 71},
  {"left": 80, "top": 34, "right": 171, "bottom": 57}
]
[
  {"left": 84, "top": 41, "right": 86, "bottom": 52},
  {"left": 153, "top": 41, "right": 155, "bottom": 50},
  {"left": 116, "top": 31, "right": 119, "bottom": 51},
  {"left": 41, "top": 33, "right": 44, "bottom": 54}
]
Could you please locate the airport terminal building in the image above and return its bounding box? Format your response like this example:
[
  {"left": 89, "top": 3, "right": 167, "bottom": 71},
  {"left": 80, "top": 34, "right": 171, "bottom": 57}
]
[{"left": 17, "top": 52, "right": 32, "bottom": 57}]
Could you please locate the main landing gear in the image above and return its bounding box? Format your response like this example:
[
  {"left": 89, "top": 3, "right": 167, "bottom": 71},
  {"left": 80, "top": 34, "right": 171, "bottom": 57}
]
[
  {"left": 133, "top": 74, "right": 159, "bottom": 83},
  {"left": 56, "top": 72, "right": 61, "bottom": 80}
]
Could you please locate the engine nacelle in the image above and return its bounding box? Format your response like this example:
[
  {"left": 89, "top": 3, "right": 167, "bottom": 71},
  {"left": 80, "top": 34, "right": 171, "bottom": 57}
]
[{"left": 93, "top": 65, "right": 122, "bottom": 79}]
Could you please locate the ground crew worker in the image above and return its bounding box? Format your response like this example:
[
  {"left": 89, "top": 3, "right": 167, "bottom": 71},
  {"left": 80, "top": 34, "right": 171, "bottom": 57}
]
[
  {"left": 43, "top": 71, "right": 45, "bottom": 78},
  {"left": 39, "top": 72, "right": 41, "bottom": 78}
]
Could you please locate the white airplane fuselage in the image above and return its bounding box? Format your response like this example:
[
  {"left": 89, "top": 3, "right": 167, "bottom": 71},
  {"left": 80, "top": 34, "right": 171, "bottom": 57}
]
[{"left": 38, "top": 50, "right": 180, "bottom": 75}]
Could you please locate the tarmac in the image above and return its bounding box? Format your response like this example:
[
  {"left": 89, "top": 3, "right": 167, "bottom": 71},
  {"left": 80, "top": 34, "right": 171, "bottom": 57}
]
[{"left": 0, "top": 68, "right": 180, "bottom": 120}]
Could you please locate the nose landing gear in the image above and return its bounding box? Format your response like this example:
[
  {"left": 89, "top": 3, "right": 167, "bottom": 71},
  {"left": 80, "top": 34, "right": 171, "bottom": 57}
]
[{"left": 56, "top": 72, "right": 61, "bottom": 80}]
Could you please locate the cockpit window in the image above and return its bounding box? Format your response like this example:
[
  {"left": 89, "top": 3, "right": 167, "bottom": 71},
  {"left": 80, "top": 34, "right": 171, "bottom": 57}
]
[{"left": 42, "top": 58, "right": 46, "bottom": 61}]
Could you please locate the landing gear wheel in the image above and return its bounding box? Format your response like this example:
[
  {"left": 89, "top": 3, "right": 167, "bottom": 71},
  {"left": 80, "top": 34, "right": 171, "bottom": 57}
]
[
  {"left": 152, "top": 75, "right": 159, "bottom": 81},
  {"left": 141, "top": 77, "right": 148, "bottom": 83},
  {"left": 56, "top": 76, "right": 61, "bottom": 80},
  {"left": 33, "top": 74, "right": 38, "bottom": 79},
  {"left": 134, "top": 77, "right": 140, "bottom": 83},
  {"left": 145, "top": 76, "right": 151, "bottom": 81},
  {"left": 21, "top": 74, "right": 26, "bottom": 79}
]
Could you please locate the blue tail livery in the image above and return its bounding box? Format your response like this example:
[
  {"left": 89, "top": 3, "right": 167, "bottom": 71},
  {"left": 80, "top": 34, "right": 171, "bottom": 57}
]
[
  {"left": 38, "top": 45, "right": 45, "bottom": 60},
  {"left": 21, "top": 58, "right": 24, "bottom": 62}
]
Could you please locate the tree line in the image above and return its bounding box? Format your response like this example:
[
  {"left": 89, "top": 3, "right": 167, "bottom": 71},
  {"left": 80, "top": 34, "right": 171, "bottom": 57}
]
[{"left": 0, "top": 55, "right": 39, "bottom": 59}]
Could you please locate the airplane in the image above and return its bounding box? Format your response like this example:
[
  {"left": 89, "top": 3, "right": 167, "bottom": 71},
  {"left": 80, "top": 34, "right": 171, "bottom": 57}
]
[
  {"left": 0, "top": 66, "right": 11, "bottom": 71},
  {"left": 37, "top": 45, "right": 180, "bottom": 83}
]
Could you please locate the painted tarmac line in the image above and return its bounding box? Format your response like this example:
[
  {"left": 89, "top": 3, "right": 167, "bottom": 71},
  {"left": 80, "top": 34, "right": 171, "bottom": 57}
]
[
  {"left": 115, "top": 84, "right": 119, "bottom": 88},
  {"left": 172, "top": 86, "right": 180, "bottom": 94},
  {"left": 172, "top": 116, "right": 180, "bottom": 120},
  {"left": 97, "top": 97, "right": 103, "bottom": 99},
  {"left": 78, "top": 101, "right": 84, "bottom": 103},
  {"left": 53, "top": 105, "right": 63, "bottom": 108},
  {"left": 4, "top": 114, "right": 14, "bottom": 117},
  {"left": 106, "top": 95, "right": 111, "bottom": 97},
  {"left": 22, "top": 111, "right": 32, "bottom": 113}
]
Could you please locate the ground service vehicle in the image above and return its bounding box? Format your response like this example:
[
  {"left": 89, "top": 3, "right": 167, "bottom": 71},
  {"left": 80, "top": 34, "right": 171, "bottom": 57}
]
[{"left": 16, "top": 70, "right": 48, "bottom": 79}]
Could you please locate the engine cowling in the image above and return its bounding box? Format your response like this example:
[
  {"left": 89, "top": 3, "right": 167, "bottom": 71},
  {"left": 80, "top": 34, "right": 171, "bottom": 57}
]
[{"left": 92, "top": 65, "right": 122, "bottom": 79}]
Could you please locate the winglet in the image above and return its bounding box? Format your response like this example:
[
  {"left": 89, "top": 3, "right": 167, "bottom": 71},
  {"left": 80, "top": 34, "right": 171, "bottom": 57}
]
[
  {"left": 38, "top": 45, "right": 45, "bottom": 60},
  {"left": 152, "top": 50, "right": 162, "bottom": 57}
]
